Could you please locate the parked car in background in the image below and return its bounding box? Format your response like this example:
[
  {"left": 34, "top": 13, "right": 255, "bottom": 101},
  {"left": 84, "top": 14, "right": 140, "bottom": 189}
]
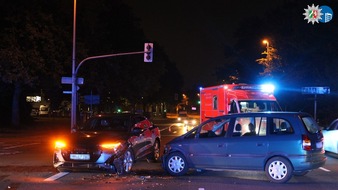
[
  {"left": 53, "top": 113, "right": 161, "bottom": 174},
  {"left": 169, "top": 111, "right": 199, "bottom": 134},
  {"left": 323, "top": 118, "right": 338, "bottom": 154},
  {"left": 39, "top": 105, "right": 50, "bottom": 116},
  {"left": 162, "top": 112, "right": 326, "bottom": 183}
]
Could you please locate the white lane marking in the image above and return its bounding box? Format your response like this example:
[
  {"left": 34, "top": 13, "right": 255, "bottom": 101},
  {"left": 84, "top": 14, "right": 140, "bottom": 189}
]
[
  {"left": 160, "top": 126, "right": 170, "bottom": 132},
  {"left": 3, "top": 143, "right": 40, "bottom": 149},
  {"left": 319, "top": 167, "right": 331, "bottom": 172},
  {"left": 44, "top": 172, "right": 70, "bottom": 181},
  {"left": 160, "top": 124, "right": 181, "bottom": 132},
  {"left": 0, "top": 151, "right": 21, "bottom": 155}
]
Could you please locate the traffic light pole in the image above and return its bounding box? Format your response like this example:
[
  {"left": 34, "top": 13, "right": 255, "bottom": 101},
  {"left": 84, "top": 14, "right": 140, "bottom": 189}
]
[
  {"left": 71, "top": 1, "right": 153, "bottom": 133},
  {"left": 70, "top": 50, "right": 150, "bottom": 133}
]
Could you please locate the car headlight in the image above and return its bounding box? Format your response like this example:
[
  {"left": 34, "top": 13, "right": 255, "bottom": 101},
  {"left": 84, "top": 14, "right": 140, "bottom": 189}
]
[
  {"left": 177, "top": 117, "right": 182, "bottom": 121},
  {"left": 100, "top": 142, "right": 122, "bottom": 152},
  {"left": 184, "top": 120, "right": 188, "bottom": 124},
  {"left": 192, "top": 120, "right": 197, "bottom": 125},
  {"left": 55, "top": 140, "right": 67, "bottom": 149}
]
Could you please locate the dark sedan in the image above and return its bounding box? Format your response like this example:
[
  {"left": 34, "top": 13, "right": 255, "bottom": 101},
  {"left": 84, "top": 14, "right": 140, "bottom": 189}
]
[{"left": 53, "top": 113, "right": 161, "bottom": 174}]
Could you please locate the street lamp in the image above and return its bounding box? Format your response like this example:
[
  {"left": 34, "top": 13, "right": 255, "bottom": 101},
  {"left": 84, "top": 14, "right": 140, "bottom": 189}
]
[
  {"left": 262, "top": 39, "right": 269, "bottom": 53},
  {"left": 262, "top": 39, "right": 269, "bottom": 47}
]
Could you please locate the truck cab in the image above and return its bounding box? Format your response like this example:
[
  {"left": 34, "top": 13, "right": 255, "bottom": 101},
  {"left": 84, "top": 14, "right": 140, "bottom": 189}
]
[{"left": 200, "top": 84, "right": 281, "bottom": 123}]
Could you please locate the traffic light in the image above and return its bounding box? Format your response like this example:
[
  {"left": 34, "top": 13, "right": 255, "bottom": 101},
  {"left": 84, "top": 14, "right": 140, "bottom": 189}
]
[{"left": 144, "top": 43, "right": 153, "bottom": 62}]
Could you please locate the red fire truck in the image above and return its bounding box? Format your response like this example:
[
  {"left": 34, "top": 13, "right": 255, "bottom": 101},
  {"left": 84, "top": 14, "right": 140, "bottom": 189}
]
[{"left": 200, "top": 84, "right": 281, "bottom": 123}]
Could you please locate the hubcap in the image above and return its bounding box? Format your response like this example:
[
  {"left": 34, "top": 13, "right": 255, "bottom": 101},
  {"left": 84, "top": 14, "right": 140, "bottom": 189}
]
[
  {"left": 123, "top": 151, "right": 133, "bottom": 172},
  {"left": 168, "top": 156, "right": 185, "bottom": 173},
  {"left": 268, "top": 160, "right": 287, "bottom": 180}
]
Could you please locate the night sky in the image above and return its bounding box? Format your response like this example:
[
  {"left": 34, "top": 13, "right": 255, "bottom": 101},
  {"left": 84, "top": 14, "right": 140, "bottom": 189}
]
[{"left": 125, "top": 0, "right": 286, "bottom": 89}]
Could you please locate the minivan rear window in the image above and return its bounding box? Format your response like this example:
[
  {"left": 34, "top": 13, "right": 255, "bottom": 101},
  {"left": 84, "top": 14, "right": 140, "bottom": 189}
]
[{"left": 301, "top": 116, "right": 320, "bottom": 134}]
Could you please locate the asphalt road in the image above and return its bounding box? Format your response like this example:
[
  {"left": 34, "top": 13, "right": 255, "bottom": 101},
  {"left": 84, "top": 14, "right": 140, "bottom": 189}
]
[{"left": 1, "top": 117, "right": 338, "bottom": 190}]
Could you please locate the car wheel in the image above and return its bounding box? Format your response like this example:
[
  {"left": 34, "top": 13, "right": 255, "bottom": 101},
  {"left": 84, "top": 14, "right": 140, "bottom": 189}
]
[
  {"left": 123, "top": 149, "right": 134, "bottom": 173},
  {"left": 165, "top": 152, "right": 188, "bottom": 176},
  {"left": 149, "top": 140, "right": 160, "bottom": 162},
  {"left": 265, "top": 156, "right": 293, "bottom": 183}
]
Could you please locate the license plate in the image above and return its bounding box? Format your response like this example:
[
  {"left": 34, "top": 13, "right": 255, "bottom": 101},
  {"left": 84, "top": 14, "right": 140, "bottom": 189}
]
[
  {"left": 316, "top": 142, "right": 323, "bottom": 149},
  {"left": 70, "top": 154, "right": 90, "bottom": 160}
]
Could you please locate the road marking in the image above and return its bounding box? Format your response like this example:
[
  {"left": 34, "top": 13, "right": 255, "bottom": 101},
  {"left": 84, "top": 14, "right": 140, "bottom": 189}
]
[
  {"left": 160, "top": 127, "right": 170, "bottom": 132},
  {"left": 44, "top": 172, "right": 70, "bottom": 181},
  {"left": 319, "top": 167, "right": 331, "bottom": 172},
  {"left": 0, "top": 151, "right": 21, "bottom": 155},
  {"left": 3, "top": 143, "right": 40, "bottom": 149}
]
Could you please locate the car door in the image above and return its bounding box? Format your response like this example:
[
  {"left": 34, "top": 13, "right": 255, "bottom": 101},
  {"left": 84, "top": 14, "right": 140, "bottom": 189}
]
[
  {"left": 226, "top": 116, "right": 268, "bottom": 170},
  {"left": 187, "top": 118, "right": 230, "bottom": 169},
  {"left": 323, "top": 119, "right": 338, "bottom": 153},
  {"left": 131, "top": 115, "right": 152, "bottom": 159}
]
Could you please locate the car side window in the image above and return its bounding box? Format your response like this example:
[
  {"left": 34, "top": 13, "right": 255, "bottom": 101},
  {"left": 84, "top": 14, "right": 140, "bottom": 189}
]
[
  {"left": 185, "top": 128, "right": 198, "bottom": 139},
  {"left": 229, "top": 100, "right": 239, "bottom": 113},
  {"left": 271, "top": 118, "right": 294, "bottom": 134},
  {"left": 232, "top": 117, "right": 267, "bottom": 137},
  {"left": 329, "top": 120, "right": 338, "bottom": 130},
  {"left": 199, "top": 118, "right": 229, "bottom": 138},
  {"left": 133, "top": 116, "right": 148, "bottom": 129}
]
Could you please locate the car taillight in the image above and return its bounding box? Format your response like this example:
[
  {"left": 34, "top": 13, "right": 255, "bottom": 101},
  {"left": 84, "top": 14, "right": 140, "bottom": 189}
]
[{"left": 302, "top": 134, "right": 312, "bottom": 151}]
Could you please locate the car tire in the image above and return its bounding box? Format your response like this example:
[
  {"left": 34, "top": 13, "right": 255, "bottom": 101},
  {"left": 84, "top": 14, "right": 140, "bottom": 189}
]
[
  {"left": 165, "top": 152, "right": 188, "bottom": 176},
  {"left": 122, "top": 149, "right": 134, "bottom": 174},
  {"left": 265, "top": 156, "right": 293, "bottom": 183},
  {"left": 149, "top": 139, "right": 160, "bottom": 162}
]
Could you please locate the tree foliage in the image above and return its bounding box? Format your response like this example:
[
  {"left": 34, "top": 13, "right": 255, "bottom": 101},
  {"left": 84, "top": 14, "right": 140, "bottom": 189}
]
[
  {"left": 0, "top": 0, "right": 183, "bottom": 126},
  {"left": 256, "top": 42, "right": 283, "bottom": 79},
  {"left": 0, "top": 0, "right": 70, "bottom": 126}
]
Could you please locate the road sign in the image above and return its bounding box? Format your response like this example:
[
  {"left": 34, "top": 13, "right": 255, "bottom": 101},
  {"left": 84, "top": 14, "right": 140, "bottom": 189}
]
[
  {"left": 63, "top": 91, "right": 72, "bottom": 94},
  {"left": 63, "top": 86, "right": 80, "bottom": 94},
  {"left": 84, "top": 95, "right": 100, "bottom": 105},
  {"left": 61, "top": 77, "right": 84, "bottom": 85},
  {"left": 301, "top": 87, "right": 330, "bottom": 94}
]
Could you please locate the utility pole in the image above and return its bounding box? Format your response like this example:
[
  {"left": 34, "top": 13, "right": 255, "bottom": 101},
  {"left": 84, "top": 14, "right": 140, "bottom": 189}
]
[{"left": 71, "top": 0, "right": 77, "bottom": 133}]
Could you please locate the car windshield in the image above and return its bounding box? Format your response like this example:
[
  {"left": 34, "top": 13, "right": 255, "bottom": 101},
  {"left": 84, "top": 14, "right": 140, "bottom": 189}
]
[
  {"left": 238, "top": 100, "right": 281, "bottom": 112},
  {"left": 80, "top": 117, "right": 130, "bottom": 131},
  {"left": 301, "top": 116, "right": 320, "bottom": 134}
]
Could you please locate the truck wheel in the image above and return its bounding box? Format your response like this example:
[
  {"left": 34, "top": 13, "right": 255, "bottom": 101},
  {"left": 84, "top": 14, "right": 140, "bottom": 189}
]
[
  {"left": 165, "top": 152, "right": 188, "bottom": 176},
  {"left": 265, "top": 156, "right": 293, "bottom": 183}
]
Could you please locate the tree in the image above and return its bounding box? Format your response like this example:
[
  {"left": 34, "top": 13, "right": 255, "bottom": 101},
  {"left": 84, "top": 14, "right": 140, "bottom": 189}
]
[
  {"left": 0, "top": 0, "right": 69, "bottom": 127},
  {"left": 0, "top": 0, "right": 183, "bottom": 127},
  {"left": 256, "top": 40, "right": 283, "bottom": 79},
  {"left": 74, "top": 0, "right": 180, "bottom": 114},
  {"left": 226, "top": 0, "right": 338, "bottom": 123}
]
